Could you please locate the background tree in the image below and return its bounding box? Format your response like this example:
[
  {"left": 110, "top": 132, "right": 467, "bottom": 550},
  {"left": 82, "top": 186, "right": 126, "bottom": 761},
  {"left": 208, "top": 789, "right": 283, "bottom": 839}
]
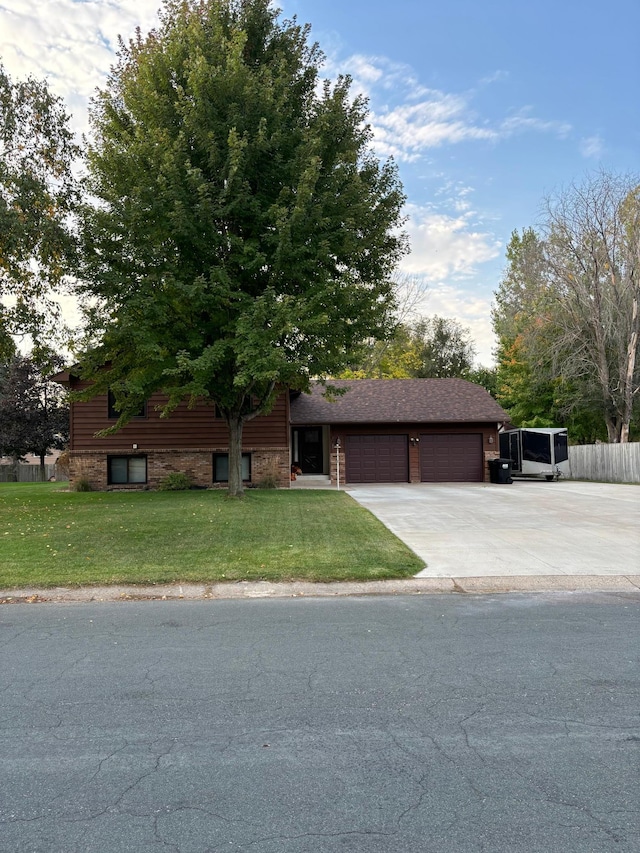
[
  {"left": 466, "top": 364, "right": 498, "bottom": 398},
  {"left": 542, "top": 172, "right": 639, "bottom": 442},
  {"left": 493, "top": 173, "right": 640, "bottom": 443},
  {"left": 492, "top": 229, "right": 562, "bottom": 426},
  {"left": 0, "top": 64, "right": 80, "bottom": 347},
  {"left": 341, "top": 315, "right": 476, "bottom": 379},
  {"left": 0, "top": 352, "right": 69, "bottom": 478},
  {"left": 410, "top": 316, "right": 476, "bottom": 378},
  {"left": 77, "top": 0, "right": 406, "bottom": 495}
]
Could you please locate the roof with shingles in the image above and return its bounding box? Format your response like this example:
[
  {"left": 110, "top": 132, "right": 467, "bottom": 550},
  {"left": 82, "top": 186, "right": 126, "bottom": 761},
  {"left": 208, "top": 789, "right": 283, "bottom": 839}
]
[{"left": 290, "top": 379, "right": 508, "bottom": 424}]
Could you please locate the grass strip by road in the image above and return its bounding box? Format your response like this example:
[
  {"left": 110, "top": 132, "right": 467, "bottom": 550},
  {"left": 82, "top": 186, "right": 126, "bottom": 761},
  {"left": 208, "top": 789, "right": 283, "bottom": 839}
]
[{"left": 0, "top": 483, "right": 423, "bottom": 588}]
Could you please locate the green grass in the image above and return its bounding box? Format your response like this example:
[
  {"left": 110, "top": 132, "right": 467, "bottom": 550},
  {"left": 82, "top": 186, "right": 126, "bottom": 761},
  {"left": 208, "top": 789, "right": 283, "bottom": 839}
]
[{"left": 0, "top": 482, "right": 423, "bottom": 589}]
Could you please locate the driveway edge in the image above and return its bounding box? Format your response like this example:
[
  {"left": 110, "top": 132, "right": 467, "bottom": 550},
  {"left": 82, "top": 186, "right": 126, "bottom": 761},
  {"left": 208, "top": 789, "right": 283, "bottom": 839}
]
[{"left": 1, "top": 575, "right": 639, "bottom": 604}]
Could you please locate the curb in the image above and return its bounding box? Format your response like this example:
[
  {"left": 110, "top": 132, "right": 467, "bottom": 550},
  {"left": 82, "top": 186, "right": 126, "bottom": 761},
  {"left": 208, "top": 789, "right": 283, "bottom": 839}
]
[{"left": 1, "top": 575, "right": 639, "bottom": 604}]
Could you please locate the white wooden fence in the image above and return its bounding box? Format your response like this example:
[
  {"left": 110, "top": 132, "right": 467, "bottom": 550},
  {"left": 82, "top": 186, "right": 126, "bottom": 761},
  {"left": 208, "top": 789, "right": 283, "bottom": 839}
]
[{"left": 568, "top": 443, "right": 640, "bottom": 483}]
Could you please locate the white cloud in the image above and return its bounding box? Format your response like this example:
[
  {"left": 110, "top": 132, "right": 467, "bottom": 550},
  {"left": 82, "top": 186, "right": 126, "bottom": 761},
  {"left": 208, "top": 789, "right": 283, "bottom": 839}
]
[
  {"left": 401, "top": 203, "right": 501, "bottom": 281},
  {"left": 0, "top": 0, "right": 162, "bottom": 132},
  {"left": 334, "top": 53, "right": 429, "bottom": 100},
  {"left": 501, "top": 109, "right": 571, "bottom": 139},
  {"left": 338, "top": 54, "right": 384, "bottom": 88},
  {"left": 322, "top": 54, "right": 499, "bottom": 161},
  {"left": 328, "top": 55, "right": 572, "bottom": 163},
  {"left": 372, "top": 97, "right": 497, "bottom": 161},
  {"left": 580, "top": 135, "right": 605, "bottom": 159},
  {"left": 397, "top": 202, "right": 502, "bottom": 365},
  {"left": 478, "top": 70, "right": 509, "bottom": 87}
]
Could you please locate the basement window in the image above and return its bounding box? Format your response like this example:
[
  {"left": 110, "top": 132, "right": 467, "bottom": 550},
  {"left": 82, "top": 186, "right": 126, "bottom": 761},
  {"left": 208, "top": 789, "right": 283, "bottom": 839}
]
[
  {"left": 213, "top": 453, "right": 251, "bottom": 483},
  {"left": 108, "top": 455, "right": 147, "bottom": 485}
]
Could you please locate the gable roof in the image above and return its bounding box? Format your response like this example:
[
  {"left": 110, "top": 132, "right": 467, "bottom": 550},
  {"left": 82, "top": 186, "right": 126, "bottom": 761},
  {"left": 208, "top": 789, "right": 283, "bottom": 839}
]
[{"left": 290, "top": 379, "right": 508, "bottom": 424}]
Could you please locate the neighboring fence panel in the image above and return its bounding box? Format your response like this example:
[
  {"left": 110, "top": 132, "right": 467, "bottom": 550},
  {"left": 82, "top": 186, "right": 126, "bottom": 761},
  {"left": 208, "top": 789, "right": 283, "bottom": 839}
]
[
  {"left": 0, "top": 464, "right": 58, "bottom": 483},
  {"left": 568, "top": 443, "right": 640, "bottom": 483}
]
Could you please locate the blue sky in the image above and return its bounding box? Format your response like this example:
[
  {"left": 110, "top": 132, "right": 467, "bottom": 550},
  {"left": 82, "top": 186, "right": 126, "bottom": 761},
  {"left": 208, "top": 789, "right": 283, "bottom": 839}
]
[{"left": 1, "top": 0, "right": 638, "bottom": 363}]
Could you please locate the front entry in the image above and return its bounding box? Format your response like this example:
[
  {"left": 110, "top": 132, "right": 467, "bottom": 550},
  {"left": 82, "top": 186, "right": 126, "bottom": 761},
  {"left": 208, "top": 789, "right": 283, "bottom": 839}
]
[{"left": 292, "top": 427, "right": 324, "bottom": 474}]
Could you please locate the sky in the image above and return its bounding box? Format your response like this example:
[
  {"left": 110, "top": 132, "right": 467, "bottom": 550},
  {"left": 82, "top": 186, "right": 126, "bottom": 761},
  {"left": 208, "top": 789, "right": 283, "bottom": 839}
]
[{"left": 1, "top": 0, "right": 638, "bottom": 364}]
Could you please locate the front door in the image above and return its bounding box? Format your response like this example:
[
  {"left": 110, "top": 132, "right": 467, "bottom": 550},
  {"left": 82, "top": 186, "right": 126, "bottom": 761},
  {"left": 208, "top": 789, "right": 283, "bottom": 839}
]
[{"left": 293, "top": 428, "right": 324, "bottom": 474}]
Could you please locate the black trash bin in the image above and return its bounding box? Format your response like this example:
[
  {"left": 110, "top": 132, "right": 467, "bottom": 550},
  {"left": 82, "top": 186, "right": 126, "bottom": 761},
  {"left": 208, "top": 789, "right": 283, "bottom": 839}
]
[{"left": 488, "top": 458, "right": 513, "bottom": 484}]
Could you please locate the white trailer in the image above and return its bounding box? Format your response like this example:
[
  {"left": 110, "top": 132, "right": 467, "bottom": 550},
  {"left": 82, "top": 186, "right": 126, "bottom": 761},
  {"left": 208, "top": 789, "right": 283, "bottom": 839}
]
[{"left": 499, "top": 428, "right": 569, "bottom": 481}]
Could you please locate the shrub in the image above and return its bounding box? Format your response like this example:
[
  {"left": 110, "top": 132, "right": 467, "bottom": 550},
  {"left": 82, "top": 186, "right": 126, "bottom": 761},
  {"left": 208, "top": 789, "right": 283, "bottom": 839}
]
[
  {"left": 158, "top": 472, "right": 192, "bottom": 491},
  {"left": 74, "top": 477, "right": 92, "bottom": 492}
]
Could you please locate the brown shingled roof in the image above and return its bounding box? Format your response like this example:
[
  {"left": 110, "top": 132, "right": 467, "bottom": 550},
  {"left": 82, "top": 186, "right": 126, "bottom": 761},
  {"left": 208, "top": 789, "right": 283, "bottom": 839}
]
[{"left": 290, "top": 379, "right": 508, "bottom": 424}]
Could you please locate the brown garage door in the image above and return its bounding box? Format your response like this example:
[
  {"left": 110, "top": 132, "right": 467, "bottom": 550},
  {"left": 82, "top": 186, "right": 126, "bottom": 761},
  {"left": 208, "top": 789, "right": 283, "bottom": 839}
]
[
  {"left": 420, "top": 433, "right": 483, "bottom": 482},
  {"left": 346, "top": 435, "right": 409, "bottom": 483}
]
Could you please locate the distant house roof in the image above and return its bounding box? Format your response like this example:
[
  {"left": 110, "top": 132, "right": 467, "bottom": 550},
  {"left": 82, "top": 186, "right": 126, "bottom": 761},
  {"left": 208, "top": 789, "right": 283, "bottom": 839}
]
[{"left": 290, "top": 379, "right": 508, "bottom": 424}]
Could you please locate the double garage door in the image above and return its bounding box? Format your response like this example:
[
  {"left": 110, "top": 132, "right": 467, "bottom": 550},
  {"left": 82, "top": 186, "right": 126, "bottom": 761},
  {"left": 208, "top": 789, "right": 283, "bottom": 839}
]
[{"left": 345, "top": 433, "right": 483, "bottom": 483}]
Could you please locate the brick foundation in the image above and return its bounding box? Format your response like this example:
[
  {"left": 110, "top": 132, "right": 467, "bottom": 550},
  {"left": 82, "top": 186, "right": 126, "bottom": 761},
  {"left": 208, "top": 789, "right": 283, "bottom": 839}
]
[
  {"left": 484, "top": 450, "right": 500, "bottom": 482},
  {"left": 69, "top": 449, "right": 291, "bottom": 491}
]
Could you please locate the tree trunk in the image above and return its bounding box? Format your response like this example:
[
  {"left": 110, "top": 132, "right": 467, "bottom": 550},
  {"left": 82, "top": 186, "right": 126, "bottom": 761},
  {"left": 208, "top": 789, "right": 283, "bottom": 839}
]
[
  {"left": 227, "top": 414, "right": 245, "bottom": 498},
  {"left": 39, "top": 452, "right": 47, "bottom": 481},
  {"left": 605, "top": 415, "right": 621, "bottom": 444},
  {"left": 620, "top": 297, "right": 638, "bottom": 444}
]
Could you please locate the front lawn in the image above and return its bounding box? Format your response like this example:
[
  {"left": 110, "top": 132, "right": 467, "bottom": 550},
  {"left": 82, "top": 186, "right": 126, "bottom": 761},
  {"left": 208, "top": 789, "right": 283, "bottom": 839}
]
[{"left": 0, "top": 483, "right": 423, "bottom": 588}]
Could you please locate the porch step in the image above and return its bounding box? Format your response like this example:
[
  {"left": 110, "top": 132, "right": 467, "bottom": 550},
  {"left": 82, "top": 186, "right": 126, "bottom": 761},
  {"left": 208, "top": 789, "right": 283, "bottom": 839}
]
[{"left": 291, "top": 474, "right": 333, "bottom": 489}]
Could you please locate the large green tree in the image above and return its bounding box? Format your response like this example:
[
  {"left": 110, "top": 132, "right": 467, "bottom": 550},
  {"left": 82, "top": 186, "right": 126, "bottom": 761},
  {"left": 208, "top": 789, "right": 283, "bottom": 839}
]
[
  {"left": 0, "top": 64, "right": 79, "bottom": 347},
  {"left": 77, "top": 0, "right": 406, "bottom": 495}
]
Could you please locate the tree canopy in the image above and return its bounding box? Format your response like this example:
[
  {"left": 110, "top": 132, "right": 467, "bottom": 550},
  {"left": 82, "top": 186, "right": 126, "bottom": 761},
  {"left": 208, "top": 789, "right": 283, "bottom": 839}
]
[
  {"left": 0, "top": 352, "right": 69, "bottom": 471},
  {"left": 340, "top": 316, "right": 476, "bottom": 380},
  {"left": 77, "top": 0, "right": 407, "bottom": 494},
  {"left": 493, "top": 173, "right": 640, "bottom": 443},
  {"left": 0, "top": 63, "right": 79, "bottom": 347}
]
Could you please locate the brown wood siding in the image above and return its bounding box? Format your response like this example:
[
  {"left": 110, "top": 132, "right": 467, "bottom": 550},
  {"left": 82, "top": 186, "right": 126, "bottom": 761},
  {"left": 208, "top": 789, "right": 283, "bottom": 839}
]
[
  {"left": 420, "top": 433, "right": 484, "bottom": 482},
  {"left": 68, "top": 383, "right": 289, "bottom": 451}
]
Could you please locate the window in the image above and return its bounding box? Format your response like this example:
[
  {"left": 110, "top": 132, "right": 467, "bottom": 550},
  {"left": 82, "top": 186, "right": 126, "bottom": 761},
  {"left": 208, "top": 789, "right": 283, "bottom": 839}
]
[
  {"left": 553, "top": 432, "right": 569, "bottom": 464},
  {"left": 522, "top": 431, "right": 551, "bottom": 465},
  {"left": 107, "top": 390, "right": 146, "bottom": 420},
  {"left": 108, "top": 456, "right": 147, "bottom": 485},
  {"left": 213, "top": 453, "right": 251, "bottom": 482}
]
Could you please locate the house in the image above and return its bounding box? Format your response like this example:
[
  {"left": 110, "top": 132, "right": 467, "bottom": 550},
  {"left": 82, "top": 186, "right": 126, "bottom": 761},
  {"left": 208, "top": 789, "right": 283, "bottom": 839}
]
[
  {"left": 53, "top": 373, "right": 508, "bottom": 490},
  {"left": 291, "top": 379, "right": 508, "bottom": 485}
]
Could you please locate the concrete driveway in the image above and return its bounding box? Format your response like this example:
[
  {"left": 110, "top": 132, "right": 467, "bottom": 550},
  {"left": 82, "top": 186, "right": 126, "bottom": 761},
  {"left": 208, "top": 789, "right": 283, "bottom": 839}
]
[{"left": 347, "top": 481, "right": 640, "bottom": 578}]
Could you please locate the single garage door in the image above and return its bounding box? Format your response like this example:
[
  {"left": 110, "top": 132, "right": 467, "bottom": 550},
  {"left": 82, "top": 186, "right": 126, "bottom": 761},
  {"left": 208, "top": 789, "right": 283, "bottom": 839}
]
[
  {"left": 346, "top": 435, "right": 409, "bottom": 483},
  {"left": 420, "top": 433, "right": 483, "bottom": 482}
]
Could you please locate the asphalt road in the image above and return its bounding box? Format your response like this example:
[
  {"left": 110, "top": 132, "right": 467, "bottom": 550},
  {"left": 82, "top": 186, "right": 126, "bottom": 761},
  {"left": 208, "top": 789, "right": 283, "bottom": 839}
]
[{"left": 2, "top": 594, "right": 639, "bottom": 852}]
